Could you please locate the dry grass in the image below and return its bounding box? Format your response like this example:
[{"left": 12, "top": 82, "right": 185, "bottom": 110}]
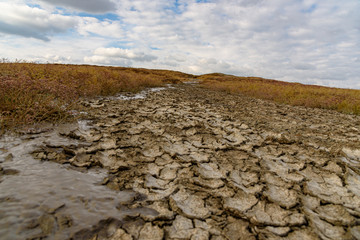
[
  {"left": 0, "top": 61, "right": 193, "bottom": 130},
  {"left": 198, "top": 73, "right": 360, "bottom": 115}
]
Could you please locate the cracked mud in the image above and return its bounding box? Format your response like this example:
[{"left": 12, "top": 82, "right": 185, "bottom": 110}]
[{"left": 2, "top": 83, "right": 360, "bottom": 239}]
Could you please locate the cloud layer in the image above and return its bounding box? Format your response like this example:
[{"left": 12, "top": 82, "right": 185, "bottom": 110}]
[
  {"left": 39, "top": 0, "right": 116, "bottom": 13},
  {"left": 0, "top": 0, "right": 359, "bottom": 88}
]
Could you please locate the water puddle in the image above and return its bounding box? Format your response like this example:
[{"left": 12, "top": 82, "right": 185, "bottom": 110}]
[
  {"left": 113, "top": 84, "right": 174, "bottom": 100},
  {"left": 0, "top": 121, "right": 144, "bottom": 239},
  {"left": 184, "top": 79, "right": 199, "bottom": 84}
]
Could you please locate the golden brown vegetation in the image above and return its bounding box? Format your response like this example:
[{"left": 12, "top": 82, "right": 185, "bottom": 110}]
[
  {"left": 198, "top": 73, "right": 360, "bottom": 115},
  {"left": 0, "top": 62, "right": 193, "bottom": 130}
]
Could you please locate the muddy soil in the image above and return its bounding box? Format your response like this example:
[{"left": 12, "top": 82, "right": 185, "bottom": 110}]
[{"left": 2, "top": 83, "right": 360, "bottom": 239}]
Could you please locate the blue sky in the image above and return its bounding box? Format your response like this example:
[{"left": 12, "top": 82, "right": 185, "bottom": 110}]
[{"left": 0, "top": 0, "right": 359, "bottom": 89}]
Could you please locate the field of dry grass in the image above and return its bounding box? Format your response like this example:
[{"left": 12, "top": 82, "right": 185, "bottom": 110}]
[
  {"left": 198, "top": 73, "right": 360, "bottom": 115},
  {"left": 2, "top": 62, "right": 360, "bottom": 131},
  {"left": 0, "top": 62, "right": 192, "bottom": 130}
]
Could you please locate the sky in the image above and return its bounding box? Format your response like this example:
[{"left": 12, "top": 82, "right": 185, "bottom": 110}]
[{"left": 0, "top": 0, "right": 359, "bottom": 89}]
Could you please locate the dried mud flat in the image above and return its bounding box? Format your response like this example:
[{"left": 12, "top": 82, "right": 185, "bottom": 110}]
[{"left": 3, "top": 83, "right": 360, "bottom": 239}]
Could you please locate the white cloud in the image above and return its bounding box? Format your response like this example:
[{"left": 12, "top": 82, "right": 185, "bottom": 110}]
[
  {"left": 0, "top": 2, "right": 76, "bottom": 41},
  {"left": 84, "top": 47, "right": 157, "bottom": 65},
  {"left": 77, "top": 17, "right": 124, "bottom": 38}
]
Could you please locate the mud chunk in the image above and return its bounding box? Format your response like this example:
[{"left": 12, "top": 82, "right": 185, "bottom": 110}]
[
  {"left": 55, "top": 213, "right": 72, "bottom": 230},
  {"left": 5, "top": 153, "right": 13, "bottom": 162},
  {"left": 193, "top": 177, "right": 225, "bottom": 189},
  {"left": 223, "top": 219, "right": 255, "bottom": 240},
  {"left": 265, "top": 226, "right": 291, "bottom": 236},
  {"left": 159, "top": 166, "right": 177, "bottom": 180},
  {"left": 345, "top": 169, "right": 360, "bottom": 197},
  {"left": 170, "top": 188, "right": 210, "bottom": 219},
  {"left": 138, "top": 223, "right": 164, "bottom": 240},
  {"left": 197, "top": 163, "right": 224, "bottom": 179},
  {"left": 191, "top": 228, "right": 209, "bottom": 240},
  {"left": 189, "top": 152, "right": 210, "bottom": 163},
  {"left": 351, "top": 226, "right": 360, "bottom": 240},
  {"left": 264, "top": 184, "right": 298, "bottom": 209},
  {"left": 147, "top": 163, "right": 162, "bottom": 176},
  {"left": 224, "top": 131, "right": 246, "bottom": 145},
  {"left": 143, "top": 201, "right": 175, "bottom": 221},
  {"left": 71, "top": 152, "right": 92, "bottom": 167},
  {"left": 224, "top": 191, "right": 258, "bottom": 215},
  {"left": 342, "top": 147, "right": 360, "bottom": 161},
  {"left": 122, "top": 218, "right": 145, "bottom": 239},
  {"left": 109, "top": 228, "right": 133, "bottom": 240},
  {"left": 1, "top": 168, "right": 20, "bottom": 175},
  {"left": 166, "top": 215, "right": 194, "bottom": 239},
  {"left": 308, "top": 212, "right": 353, "bottom": 240},
  {"left": 38, "top": 214, "right": 56, "bottom": 235},
  {"left": 315, "top": 204, "right": 355, "bottom": 225},
  {"left": 145, "top": 174, "right": 169, "bottom": 189},
  {"left": 143, "top": 145, "right": 163, "bottom": 158},
  {"left": 245, "top": 201, "right": 306, "bottom": 227},
  {"left": 100, "top": 138, "right": 117, "bottom": 150},
  {"left": 324, "top": 161, "right": 343, "bottom": 174},
  {"left": 95, "top": 151, "right": 128, "bottom": 171},
  {"left": 163, "top": 142, "right": 190, "bottom": 156},
  {"left": 286, "top": 229, "right": 320, "bottom": 240}
]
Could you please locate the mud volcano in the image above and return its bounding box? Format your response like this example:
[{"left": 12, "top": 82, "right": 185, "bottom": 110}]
[{"left": 1, "top": 83, "right": 360, "bottom": 239}]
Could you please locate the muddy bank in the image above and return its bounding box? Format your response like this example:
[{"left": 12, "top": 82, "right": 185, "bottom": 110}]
[{"left": 2, "top": 83, "right": 360, "bottom": 239}]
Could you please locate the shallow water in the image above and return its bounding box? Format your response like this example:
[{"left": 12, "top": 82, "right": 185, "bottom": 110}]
[
  {"left": 0, "top": 122, "right": 141, "bottom": 239},
  {"left": 114, "top": 85, "right": 174, "bottom": 100}
]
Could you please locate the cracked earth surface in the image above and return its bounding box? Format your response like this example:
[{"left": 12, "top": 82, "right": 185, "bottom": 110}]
[{"left": 3, "top": 83, "right": 360, "bottom": 239}]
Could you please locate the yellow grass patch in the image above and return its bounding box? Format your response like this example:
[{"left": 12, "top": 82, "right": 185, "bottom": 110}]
[
  {"left": 0, "top": 62, "right": 192, "bottom": 129},
  {"left": 198, "top": 73, "right": 360, "bottom": 115}
]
